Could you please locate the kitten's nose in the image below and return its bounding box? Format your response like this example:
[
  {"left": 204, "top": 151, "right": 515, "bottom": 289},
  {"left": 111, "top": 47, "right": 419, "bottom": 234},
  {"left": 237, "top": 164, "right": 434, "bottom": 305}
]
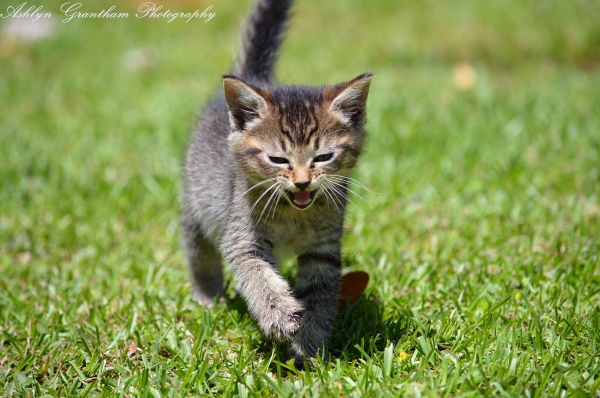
[{"left": 294, "top": 181, "right": 310, "bottom": 190}]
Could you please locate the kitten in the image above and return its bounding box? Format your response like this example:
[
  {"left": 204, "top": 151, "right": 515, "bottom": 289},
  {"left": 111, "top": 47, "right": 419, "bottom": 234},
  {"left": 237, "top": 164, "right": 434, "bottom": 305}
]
[{"left": 182, "top": 0, "right": 372, "bottom": 366}]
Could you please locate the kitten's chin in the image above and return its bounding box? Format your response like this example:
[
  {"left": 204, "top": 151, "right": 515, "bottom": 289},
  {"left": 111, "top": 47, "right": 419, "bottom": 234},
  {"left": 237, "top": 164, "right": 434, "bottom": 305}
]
[{"left": 284, "top": 189, "right": 319, "bottom": 210}]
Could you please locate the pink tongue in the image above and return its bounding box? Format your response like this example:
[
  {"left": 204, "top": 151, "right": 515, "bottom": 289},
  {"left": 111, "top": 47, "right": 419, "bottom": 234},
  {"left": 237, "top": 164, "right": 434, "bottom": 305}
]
[{"left": 292, "top": 191, "right": 311, "bottom": 205}]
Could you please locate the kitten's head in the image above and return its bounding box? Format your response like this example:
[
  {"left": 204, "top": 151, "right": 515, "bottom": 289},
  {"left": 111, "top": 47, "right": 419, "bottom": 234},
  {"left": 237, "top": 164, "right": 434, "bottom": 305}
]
[{"left": 223, "top": 73, "right": 372, "bottom": 210}]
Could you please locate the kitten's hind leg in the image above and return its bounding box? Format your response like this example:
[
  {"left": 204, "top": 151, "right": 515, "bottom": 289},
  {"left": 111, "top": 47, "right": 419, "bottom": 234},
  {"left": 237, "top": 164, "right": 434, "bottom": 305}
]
[{"left": 183, "top": 222, "right": 224, "bottom": 308}]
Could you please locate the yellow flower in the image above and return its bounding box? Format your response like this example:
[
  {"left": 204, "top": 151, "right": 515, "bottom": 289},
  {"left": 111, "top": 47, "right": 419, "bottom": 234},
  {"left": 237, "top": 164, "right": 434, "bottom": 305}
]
[
  {"left": 514, "top": 292, "right": 522, "bottom": 301},
  {"left": 398, "top": 351, "right": 409, "bottom": 362}
]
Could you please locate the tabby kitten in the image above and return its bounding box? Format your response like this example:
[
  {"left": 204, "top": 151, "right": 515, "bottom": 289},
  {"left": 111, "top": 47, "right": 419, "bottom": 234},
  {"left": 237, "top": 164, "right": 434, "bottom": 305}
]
[{"left": 182, "top": 0, "right": 372, "bottom": 365}]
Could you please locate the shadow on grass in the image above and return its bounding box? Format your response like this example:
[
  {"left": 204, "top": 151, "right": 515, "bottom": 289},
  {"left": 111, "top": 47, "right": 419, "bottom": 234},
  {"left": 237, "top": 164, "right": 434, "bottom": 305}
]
[
  {"left": 226, "top": 292, "right": 414, "bottom": 367},
  {"left": 331, "top": 294, "right": 413, "bottom": 361}
]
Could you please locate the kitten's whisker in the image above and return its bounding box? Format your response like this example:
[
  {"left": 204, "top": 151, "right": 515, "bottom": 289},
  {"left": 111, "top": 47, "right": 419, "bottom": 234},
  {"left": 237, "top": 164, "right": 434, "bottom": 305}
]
[
  {"left": 256, "top": 183, "right": 280, "bottom": 227},
  {"left": 319, "top": 186, "right": 333, "bottom": 211},
  {"left": 250, "top": 183, "right": 278, "bottom": 215},
  {"left": 321, "top": 186, "right": 341, "bottom": 215},
  {"left": 324, "top": 180, "right": 355, "bottom": 206},
  {"left": 265, "top": 186, "right": 279, "bottom": 222},
  {"left": 257, "top": 185, "right": 279, "bottom": 226},
  {"left": 269, "top": 187, "right": 283, "bottom": 221},
  {"left": 240, "top": 177, "right": 277, "bottom": 198},
  {"left": 326, "top": 178, "right": 372, "bottom": 199},
  {"left": 329, "top": 185, "right": 354, "bottom": 203},
  {"left": 326, "top": 178, "right": 366, "bottom": 202},
  {"left": 324, "top": 177, "right": 359, "bottom": 201},
  {"left": 327, "top": 185, "right": 353, "bottom": 209},
  {"left": 339, "top": 185, "right": 366, "bottom": 202},
  {"left": 322, "top": 183, "right": 342, "bottom": 209},
  {"left": 327, "top": 174, "right": 369, "bottom": 188},
  {"left": 327, "top": 174, "right": 378, "bottom": 194}
]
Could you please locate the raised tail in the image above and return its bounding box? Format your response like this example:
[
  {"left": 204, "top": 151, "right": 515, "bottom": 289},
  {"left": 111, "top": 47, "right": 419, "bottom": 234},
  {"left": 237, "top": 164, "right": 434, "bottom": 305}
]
[{"left": 232, "top": 0, "right": 293, "bottom": 82}]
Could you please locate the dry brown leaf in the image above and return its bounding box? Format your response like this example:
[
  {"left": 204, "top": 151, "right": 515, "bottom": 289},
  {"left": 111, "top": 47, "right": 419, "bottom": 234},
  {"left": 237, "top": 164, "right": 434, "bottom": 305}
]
[{"left": 338, "top": 271, "right": 369, "bottom": 311}]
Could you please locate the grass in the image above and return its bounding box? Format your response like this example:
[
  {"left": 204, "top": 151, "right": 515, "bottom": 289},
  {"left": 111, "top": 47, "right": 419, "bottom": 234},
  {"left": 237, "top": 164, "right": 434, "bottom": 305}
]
[{"left": 1, "top": 0, "right": 599, "bottom": 396}]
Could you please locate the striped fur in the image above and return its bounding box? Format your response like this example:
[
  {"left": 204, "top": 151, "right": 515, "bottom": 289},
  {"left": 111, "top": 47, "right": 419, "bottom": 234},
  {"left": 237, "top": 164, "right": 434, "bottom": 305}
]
[
  {"left": 232, "top": 0, "right": 293, "bottom": 81},
  {"left": 182, "top": 0, "right": 372, "bottom": 367}
]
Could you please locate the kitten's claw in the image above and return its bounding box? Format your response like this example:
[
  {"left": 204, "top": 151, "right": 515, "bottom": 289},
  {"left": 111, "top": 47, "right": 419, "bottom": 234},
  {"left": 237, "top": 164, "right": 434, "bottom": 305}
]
[{"left": 259, "top": 296, "right": 303, "bottom": 341}]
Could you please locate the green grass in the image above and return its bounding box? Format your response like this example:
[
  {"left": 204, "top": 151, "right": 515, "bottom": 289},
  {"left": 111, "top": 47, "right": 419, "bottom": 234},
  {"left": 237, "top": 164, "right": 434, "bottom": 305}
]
[{"left": 1, "top": 0, "right": 600, "bottom": 396}]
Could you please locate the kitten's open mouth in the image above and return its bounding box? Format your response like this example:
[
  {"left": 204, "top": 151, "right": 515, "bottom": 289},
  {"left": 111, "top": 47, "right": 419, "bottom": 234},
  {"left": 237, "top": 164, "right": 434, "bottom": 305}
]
[{"left": 285, "top": 189, "right": 317, "bottom": 209}]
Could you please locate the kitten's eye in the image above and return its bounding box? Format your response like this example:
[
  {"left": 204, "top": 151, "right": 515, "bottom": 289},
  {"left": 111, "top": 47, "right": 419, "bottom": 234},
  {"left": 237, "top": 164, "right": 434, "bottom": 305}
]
[
  {"left": 313, "top": 153, "right": 334, "bottom": 163},
  {"left": 268, "top": 156, "right": 289, "bottom": 165}
]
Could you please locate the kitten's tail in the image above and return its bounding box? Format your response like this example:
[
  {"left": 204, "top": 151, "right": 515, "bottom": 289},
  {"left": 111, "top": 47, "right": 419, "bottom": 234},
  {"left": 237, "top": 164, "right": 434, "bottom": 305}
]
[{"left": 232, "top": 0, "right": 293, "bottom": 82}]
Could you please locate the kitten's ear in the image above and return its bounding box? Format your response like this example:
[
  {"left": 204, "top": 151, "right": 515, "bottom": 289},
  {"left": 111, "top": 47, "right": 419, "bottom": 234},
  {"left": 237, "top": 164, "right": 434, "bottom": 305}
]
[
  {"left": 328, "top": 73, "right": 373, "bottom": 127},
  {"left": 223, "top": 75, "right": 269, "bottom": 131}
]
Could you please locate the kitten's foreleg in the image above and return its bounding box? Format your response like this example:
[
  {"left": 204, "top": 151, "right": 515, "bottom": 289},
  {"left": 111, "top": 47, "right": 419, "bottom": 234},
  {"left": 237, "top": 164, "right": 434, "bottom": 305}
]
[
  {"left": 291, "top": 251, "right": 342, "bottom": 366},
  {"left": 222, "top": 235, "right": 303, "bottom": 341}
]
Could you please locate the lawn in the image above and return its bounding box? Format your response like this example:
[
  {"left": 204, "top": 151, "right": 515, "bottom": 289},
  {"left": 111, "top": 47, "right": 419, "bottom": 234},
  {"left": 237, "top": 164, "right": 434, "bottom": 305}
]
[{"left": 1, "top": 0, "right": 599, "bottom": 396}]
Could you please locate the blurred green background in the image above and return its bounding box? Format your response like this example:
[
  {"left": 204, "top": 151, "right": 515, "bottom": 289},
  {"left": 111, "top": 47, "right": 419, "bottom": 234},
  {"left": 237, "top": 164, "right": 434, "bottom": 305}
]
[{"left": 1, "top": 0, "right": 599, "bottom": 396}]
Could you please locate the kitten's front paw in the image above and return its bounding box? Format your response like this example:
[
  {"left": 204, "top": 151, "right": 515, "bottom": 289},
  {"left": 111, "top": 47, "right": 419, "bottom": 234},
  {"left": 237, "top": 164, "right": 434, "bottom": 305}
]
[{"left": 259, "top": 295, "right": 303, "bottom": 341}]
